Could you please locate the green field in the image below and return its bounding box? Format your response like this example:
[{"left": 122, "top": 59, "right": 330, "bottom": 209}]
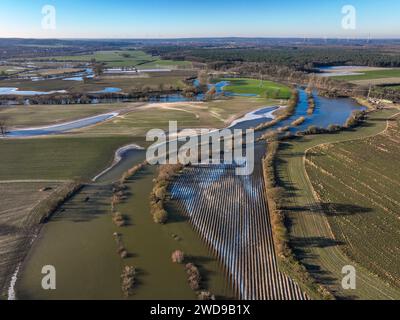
[
  {"left": 31, "top": 50, "right": 192, "bottom": 69},
  {"left": 335, "top": 69, "right": 400, "bottom": 81},
  {"left": 0, "top": 136, "right": 136, "bottom": 181},
  {"left": 217, "top": 78, "right": 292, "bottom": 99},
  {"left": 386, "top": 85, "right": 400, "bottom": 90},
  {"left": 306, "top": 113, "right": 400, "bottom": 290},
  {"left": 276, "top": 108, "right": 400, "bottom": 299}
]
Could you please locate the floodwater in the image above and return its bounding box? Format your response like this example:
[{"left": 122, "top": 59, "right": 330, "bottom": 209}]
[
  {"left": 90, "top": 87, "right": 122, "bottom": 94},
  {"left": 0, "top": 79, "right": 251, "bottom": 103},
  {"left": 0, "top": 87, "right": 67, "bottom": 96},
  {"left": 261, "top": 89, "right": 366, "bottom": 135},
  {"left": 14, "top": 88, "right": 365, "bottom": 300},
  {"left": 16, "top": 152, "right": 234, "bottom": 300},
  {"left": 6, "top": 112, "right": 118, "bottom": 137},
  {"left": 317, "top": 65, "right": 368, "bottom": 77}
]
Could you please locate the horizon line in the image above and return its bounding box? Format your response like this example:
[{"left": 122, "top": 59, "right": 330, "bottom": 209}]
[{"left": 1, "top": 36, "right": 400, "bottom": 41}]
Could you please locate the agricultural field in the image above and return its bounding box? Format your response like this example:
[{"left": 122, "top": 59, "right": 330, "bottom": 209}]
[
  {"left": 0, "top": 136, "right": 136, "bottom": 181},
  {"left": 169, "top": 163, "right": 307, "bottom": 300},
  {"left": 305, "top": 113, "right": 400, "bottom": 289},
  {"left": 0, "top": 181, "right": 68, "bottom": 298},
  {"left": 217, "top": 78, "right": 292, "bottom": 99},
  {"left": 0, "top": 103, "right": 140, "bottom": 128},
  {"left": 276, "top": 108, "right": 400, "bottom": 299},
  {"left": 335, "top": 69, "right": 400, "bottom": 86},
  {"left": 29, "top": 50, "right": 192, "bottom": 69},
  {"left": 335, "top": 69, "right": 400, "bottom": 81}
]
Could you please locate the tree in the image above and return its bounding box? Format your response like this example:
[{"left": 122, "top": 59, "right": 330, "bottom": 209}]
[
  {"left": 0, "top": 117, "right": 8, "bottom": 136},
  {"left": 93, "top": 63, "right": 104, "bottom": 76},
  {"left": 153, "top": 208, "right": 168, "bottom": 224}
]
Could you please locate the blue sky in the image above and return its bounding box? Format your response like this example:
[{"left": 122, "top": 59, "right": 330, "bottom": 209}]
[{"left": 0, "top": 0, "right": 399, "bottom": 38}]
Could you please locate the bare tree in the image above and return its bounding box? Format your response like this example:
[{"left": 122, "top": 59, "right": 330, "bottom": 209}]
[
  {"left": 0, "top": 117, "right": 8, "bottom": 136},
  {"left": 93, "top": 63, "right": 104, "bottom": 76}
]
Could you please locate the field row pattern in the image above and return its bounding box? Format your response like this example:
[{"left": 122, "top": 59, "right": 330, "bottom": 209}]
[
  {"left": 305, "top": 117, "right": 400, "bottom": 288},
  {"left": 169, "top": 164, "right": 307, "bottom": 300}
]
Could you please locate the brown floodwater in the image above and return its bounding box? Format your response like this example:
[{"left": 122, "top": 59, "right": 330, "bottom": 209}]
[{"left": 16, "top": 152, "right": 233, "bottom": 300}]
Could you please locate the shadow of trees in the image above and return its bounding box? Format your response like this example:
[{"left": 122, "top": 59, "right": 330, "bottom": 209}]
[{"left": 285, "top": 203, "right": 372, "bottom": 216}]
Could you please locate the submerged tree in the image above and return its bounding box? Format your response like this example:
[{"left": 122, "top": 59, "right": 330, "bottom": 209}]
[{"left": 171, "top": 250, "right": 185, "bottom": 264}]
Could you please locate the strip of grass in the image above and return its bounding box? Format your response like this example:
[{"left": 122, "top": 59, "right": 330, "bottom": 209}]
[
  {"left": 276, "top": 108, "right": 400, "bottom": 299},
  {"left": 218, "top": 78, "right": 292, "bottom": 99},
  {"left": 386, "top": 85, "right": 400, "bottom": 90},
  {"left": 0, "top": 136, "right": 136, "bottom": 181}
]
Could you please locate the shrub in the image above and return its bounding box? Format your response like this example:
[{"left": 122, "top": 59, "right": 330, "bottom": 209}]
[
  {"left": 112, "top": 212, "right": 127, "bottom": 227},
  {"left": 120, "top": 160, "right": 147, "bottom": 184},
  {"left": 117, "top": 246, "right": 128, "bottom": 259},
  {"left": 153, "top": 208, "right": 168, "bottom": 224},
  {"left": 198, "top": 291, "right": 216, "bottom": 300},
  {"left": 121, "top": 266, "right": 136, "bottom": 297},
  {"left": 291, "top": 116, "right": 305, "bottom": 127},
  {"left": 150, "top": 164, "right": 184, "bottom": 224},
  {"left": 171, "top": 250, "right": 185, "bottom": 264},
  {"left": 327, "top": 124, "right": 341, "bottom": 133},
  {"left": 185, "top": 263, "right": 201, "bottom": 290},
  {"left": 307, "top": 93, "right": 316, "bottom": 115},
  {"left": 306, "top": 125, "right": 318, "bottom": 134},
  {"left": 344, "top": 110, "right": 366, "bottom": 128},
  {"left": 254, "top": 89, "right": 299, "bottom": 132}
]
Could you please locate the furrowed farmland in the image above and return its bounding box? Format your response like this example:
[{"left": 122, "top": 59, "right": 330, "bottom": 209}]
[
  {"left": 276, "top": 108, "right": 400, "bottom": 299},
  {"left": 169, "top": 163, "right": 308, "bottom": 300},
  {"left": 305, "top": 113, "right": 400, "bottom": 289}
]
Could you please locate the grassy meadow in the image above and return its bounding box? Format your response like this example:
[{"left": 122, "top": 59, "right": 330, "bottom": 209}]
[{"left": 218, "top": 78, "right": 292, "bottom": 99}]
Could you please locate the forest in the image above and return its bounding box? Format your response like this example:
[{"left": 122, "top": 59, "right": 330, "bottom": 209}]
[{"left": 151, "top": 46, "right": 400, "bottom": 70}]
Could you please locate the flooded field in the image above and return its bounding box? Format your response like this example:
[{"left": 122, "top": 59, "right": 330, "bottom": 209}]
[{"left": 16, "top": 152, "right": 233, "bottom": 300}]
